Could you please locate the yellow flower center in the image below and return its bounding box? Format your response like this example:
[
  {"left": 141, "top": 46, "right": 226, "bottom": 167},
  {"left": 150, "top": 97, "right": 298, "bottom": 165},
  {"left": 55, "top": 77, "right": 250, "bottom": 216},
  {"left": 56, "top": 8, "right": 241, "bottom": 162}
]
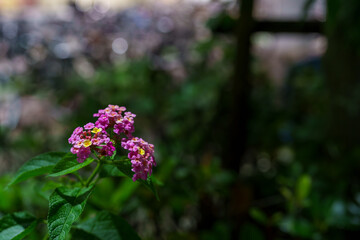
[
  {"left": 83, "top": 139, "right": 92, "bottom": 147},
  {"left": 138, "top": 148, "right": 145, "bottom": 155},
  {"left": 91, "top": 127, "right": 102, "bottom": 134}
]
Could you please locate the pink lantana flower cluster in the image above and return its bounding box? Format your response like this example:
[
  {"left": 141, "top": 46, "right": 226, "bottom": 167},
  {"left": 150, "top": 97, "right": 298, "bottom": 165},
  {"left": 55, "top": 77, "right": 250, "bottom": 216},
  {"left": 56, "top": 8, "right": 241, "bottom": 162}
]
[
  {"left": 68, "top": 104, "right": 156, "bottom": 181},
  {"left": 68, "top": 124, "right": 114, "bottom": 162},
  {"left": 122, "top": 137, "right": 156, "bottom": 181},
  {"left": 93, "top": 105, "right": 135, "bottom": 138}
]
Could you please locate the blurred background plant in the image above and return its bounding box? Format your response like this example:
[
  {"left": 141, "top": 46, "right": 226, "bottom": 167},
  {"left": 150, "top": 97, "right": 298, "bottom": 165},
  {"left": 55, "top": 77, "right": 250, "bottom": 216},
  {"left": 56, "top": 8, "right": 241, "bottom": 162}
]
[{"left": 2, "top": 0, "right": 360, "bottom": 239}]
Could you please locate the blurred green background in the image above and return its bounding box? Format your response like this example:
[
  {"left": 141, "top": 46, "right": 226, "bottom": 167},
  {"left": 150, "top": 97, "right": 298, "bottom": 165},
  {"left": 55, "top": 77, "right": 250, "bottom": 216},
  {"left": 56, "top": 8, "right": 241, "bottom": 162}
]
[{"left": 2, "top": 0, "right": 360, "bottom": 239}]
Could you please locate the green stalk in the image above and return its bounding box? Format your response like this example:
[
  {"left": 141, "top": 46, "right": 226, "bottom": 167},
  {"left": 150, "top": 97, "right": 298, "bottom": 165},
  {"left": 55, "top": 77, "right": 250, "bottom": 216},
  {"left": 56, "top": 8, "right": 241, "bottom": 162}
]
[
  {"left": 100, "top": 158, "right": 113, "bottom": 164},
  {"left": 113, "top": 158, "right": 129, "bottom": 164},
  {"left": 73, "top": 172, "right": 85, "bottom": 186},
  {"left": 86, "top": 162, "right": 103, "bottom": 187}
]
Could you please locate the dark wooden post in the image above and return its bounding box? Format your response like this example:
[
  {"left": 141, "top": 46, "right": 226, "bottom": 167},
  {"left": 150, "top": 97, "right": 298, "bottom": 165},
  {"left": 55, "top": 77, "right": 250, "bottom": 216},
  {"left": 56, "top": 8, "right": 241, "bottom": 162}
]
[
  {"left": 222, "top": 0, "right": 323, "bottom": 172},
  {"left": 224, "top": 0, "right": 254, "bottom": 171},
  {"left": 324, "top": 0, "right": 360, "bottom": 167}
]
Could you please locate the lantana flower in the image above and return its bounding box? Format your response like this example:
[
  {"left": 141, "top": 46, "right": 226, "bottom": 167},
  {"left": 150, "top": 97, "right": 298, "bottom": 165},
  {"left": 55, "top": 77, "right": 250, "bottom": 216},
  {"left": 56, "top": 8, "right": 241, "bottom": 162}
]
[
  {"left": 121, "top": 137, "right": 156, "bottom": 181},
  {"left": 68, "top": 124, "right": 114, "bottom": 162},
  {"left": 69, "top": 104, "right": 156, "bottom": 181},
  {"left": 93, "top": 105, "right": 135, "bottom": 138}
]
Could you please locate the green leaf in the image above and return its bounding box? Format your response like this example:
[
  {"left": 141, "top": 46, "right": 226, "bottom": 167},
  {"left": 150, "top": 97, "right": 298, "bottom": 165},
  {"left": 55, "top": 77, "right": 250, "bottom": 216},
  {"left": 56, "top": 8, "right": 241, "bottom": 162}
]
[
  {"left": 99, "top": 164, "right": 126, "bottom": 178},
  {"left": 109, "top": 179, "right": 139, "bottom": 209},
  {"left": 296, "top": 175, "right": 312, "bottom": 202},
  {"left": 138, "top": 177, "right": 159, "bottom": 201},
  {"left": 279, "top": 217, "right": 313, "bottom": 238},
  {"left": 75, "top": 211, "right": 140, "bottom": 240},
  {"left": 0, "top": 212, "right": 37, "bottom": 240},
  {"left": 48, "top": 186, "right": 93, "bottom": 240},
  {"left": 280, "top": 187, "right": 292, "bottom": 200},
  {"left": 49, "top": 154, "right": 94, "bottom": 177},
  {"left": 249, "top": 208, "right": 267, "bottom": 225},
  {"left": 8, "top": 152, "right": 66, "bottom": 187},
  {"left": 114, "top": 159, "right": 159, "bottom": 200}
]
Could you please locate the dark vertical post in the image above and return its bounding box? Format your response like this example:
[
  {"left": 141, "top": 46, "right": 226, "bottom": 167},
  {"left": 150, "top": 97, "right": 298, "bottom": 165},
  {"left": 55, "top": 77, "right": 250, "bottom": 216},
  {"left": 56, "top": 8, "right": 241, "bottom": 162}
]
[
  {"left": 324, "top": 0, "right": 360, "bottom": 173},
  {"left": 224, "top": 0, "right": 254, "bottom": 171}
]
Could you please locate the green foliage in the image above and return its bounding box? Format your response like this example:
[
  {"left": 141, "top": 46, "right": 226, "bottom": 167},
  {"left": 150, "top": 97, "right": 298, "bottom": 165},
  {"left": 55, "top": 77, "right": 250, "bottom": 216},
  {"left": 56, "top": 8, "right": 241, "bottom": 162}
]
[
  {"left": 99, "top": 164, "right": 126, "bottom": 178},
  {"left": 279, "top": 217, "right": 314, "bottom": 238},
  {"left": 295, "top": 175, "right": 312, "bottom": 203},
  {"left": 8, "top": 152, "right": 66, "bottom": 187},
  {"left": 74, "top": 211, "right": 141, "bottom": 240},
  {"left": 5, "top": 129, "right": 159, "bottom": 239},
  {"left": 49, "top": 154, "right": 94, "bottom": 177},
  {"left": 249, "top": 208, "right": 267, "bottom": 225},
  {"left": 47, "top": 186, "right": 94, "bottom": 240},
  {"left": 0, "top": 212, "right": 37, "bottom": 240}
]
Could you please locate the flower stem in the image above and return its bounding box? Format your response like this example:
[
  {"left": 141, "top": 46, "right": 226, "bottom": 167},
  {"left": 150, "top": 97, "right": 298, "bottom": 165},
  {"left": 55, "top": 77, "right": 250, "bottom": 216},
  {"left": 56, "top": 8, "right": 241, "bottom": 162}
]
[
  {"left": 86, "top": 162, "right": 103, "bottom": 187},
  {"left": 100, "top": 158, "right": 113, "bottom": 164},
  {"left": 73, "top": 171, "right": 85, "bottom": 185},
  {"left": 113, "top": 158, "right": 129, "bottom": 164}
]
